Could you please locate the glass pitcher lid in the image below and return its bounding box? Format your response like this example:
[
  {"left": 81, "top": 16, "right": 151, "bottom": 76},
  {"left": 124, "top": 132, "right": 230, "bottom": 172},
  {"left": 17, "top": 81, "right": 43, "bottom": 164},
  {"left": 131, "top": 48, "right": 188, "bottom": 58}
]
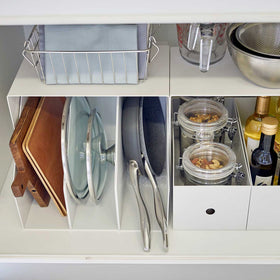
[{"left": 86, "top": 109, "right": 108, "bottom": 202}]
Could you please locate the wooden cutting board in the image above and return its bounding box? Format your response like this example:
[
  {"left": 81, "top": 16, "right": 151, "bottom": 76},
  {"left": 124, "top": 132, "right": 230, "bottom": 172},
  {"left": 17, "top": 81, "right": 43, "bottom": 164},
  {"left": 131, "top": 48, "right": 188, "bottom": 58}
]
[
  {"left": 9, "top": 97, "right": 50, "bottom": 207},
  {"left": 22, "top": 97, "right": 67, "bottom": 216}
]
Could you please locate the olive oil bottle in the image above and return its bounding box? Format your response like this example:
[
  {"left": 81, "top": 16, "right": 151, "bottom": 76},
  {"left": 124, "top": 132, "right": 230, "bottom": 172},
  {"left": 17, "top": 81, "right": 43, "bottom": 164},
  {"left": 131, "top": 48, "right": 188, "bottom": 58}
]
[
  {"left": 250, "top": 117, "right": 278, "bottom": 186},
  {"left": 244, "top": 96, "right": 270, "bottom": 163}
]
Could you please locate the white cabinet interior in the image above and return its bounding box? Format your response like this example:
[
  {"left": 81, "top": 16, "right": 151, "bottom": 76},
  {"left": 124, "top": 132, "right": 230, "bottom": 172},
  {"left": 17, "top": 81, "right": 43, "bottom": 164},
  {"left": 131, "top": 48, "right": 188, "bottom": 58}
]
[
  {"left": 1, "top": 24, "right": 280, "bottom": 265},
  {"left": 0, "top": 26, "right": 24, "bottom": 193}
]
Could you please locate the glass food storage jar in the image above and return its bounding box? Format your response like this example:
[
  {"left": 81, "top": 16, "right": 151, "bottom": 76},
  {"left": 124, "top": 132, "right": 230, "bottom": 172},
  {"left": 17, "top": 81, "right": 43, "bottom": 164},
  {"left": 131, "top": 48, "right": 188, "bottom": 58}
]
[
  {"left": 181, "top": 142, "right": 236, "bottom": 185},
  {"left": 176, "top": 98, "right": 228, "bottom": 152}
]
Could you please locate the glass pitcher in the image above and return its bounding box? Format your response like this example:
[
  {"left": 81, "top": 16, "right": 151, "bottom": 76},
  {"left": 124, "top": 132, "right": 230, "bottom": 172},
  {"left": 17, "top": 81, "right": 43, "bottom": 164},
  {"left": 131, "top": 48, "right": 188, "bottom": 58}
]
[{"left": 176, "top": 23, "right": 228, "bottom": 72}]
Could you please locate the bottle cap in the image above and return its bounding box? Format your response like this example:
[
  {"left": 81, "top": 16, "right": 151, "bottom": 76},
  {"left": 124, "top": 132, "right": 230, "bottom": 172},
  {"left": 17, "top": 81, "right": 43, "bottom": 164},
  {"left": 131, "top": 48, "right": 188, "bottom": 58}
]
[
  {"left": 255, "top": 96, "right": 270, "bottom": 115},
  {"left": 261, "top": 116, "right": 278, "bottom": 135}
]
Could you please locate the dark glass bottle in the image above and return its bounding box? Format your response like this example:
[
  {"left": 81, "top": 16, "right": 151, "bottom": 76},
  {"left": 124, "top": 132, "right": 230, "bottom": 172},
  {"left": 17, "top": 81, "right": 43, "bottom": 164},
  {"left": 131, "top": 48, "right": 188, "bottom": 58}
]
[{"left": 250, "top": 116, "right": 278, "bottom": 186}]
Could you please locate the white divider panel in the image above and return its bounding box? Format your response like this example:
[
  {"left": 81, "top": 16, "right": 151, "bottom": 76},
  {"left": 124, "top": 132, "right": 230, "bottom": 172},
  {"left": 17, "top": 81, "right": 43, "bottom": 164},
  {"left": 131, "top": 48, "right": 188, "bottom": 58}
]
[
  {"left": 114, "top": 97, "right": 125, "bottom": 229},
  {"left": 7, "top": 95, "right": 69, "bottom": 229},
  {"left": 64, "top": 180, "right": 76, "bottom": 229},
  {"left": 247, "top": 186, "right": 280, "bottom": 230},
  {"left": 165, "top": 97, "right": 171, "bottom": 225},
  {"left": 65, "top": 97, "right": 118, "bottom": 230},
  {"left": 7, "top": 96, "right": 25, "bottom": 129},
  {"left": 13, "top": 165, "right": 33, "bottom": 228},
  {"left": 12, "top": 164, "right": 68, "bottom": 229},
  {"left": 120, "top": 97, "right": 170, "bottom": 234}
]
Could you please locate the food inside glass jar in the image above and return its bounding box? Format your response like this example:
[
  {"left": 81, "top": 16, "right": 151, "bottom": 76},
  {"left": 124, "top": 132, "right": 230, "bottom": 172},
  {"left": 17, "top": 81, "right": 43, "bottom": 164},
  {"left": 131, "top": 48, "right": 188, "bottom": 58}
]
[
  {"left": 186, "top": 112, "right": 220, "bottom": 123},
  {"left": 191, "top": 157, "right": 223, "bottom": 169}
]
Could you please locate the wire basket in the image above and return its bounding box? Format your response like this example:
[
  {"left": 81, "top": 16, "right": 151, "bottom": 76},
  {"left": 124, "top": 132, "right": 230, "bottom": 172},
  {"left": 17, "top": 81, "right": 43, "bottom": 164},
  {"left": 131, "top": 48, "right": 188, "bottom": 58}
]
[{"left": 22, "top": 25, "right": 159, "bottom": 85}]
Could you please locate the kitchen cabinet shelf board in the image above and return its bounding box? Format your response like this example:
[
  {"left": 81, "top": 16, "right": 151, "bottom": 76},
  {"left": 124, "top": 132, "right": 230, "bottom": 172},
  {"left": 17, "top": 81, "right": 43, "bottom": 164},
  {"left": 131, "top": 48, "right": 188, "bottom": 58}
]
[
  {"left": 0, "top": 1, "right": 280, "bottom": 24},
  {"left": 170, "top": 47, "right": 280, "bottom": 97},
  {"left": 8, "top": 46, "right": 169, "bottom": 98}
]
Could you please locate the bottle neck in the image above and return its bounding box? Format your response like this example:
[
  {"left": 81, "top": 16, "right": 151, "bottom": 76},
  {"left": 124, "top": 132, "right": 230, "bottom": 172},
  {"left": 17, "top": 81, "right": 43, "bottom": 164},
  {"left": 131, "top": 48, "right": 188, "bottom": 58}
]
[
  {"left": 255, "top": 96, "right": 270, "bottom": 115},
  {"left": 253, "top": 112, "right": 267, "bottom": 119},
  {"left": 259, "top": 133, "right": 275, "bottom": 152}
]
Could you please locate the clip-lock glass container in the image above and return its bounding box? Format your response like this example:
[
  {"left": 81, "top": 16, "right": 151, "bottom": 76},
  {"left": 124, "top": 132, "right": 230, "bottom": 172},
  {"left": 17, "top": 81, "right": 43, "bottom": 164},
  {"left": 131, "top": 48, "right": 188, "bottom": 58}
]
[
  {"left": 182, "top": 142, "right": 236, "bottom": 185},
  {"left": 177, "top": 98, "right": 228, "bottom": 152}
]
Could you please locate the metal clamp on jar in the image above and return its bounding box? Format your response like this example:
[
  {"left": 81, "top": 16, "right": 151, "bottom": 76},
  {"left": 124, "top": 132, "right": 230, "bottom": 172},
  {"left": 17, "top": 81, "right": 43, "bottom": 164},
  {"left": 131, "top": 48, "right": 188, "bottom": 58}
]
[
  {"left": 174, "top": 98, "right": 229, "bottom": 153},
  {"left": 177, "top": 142, "right": 244, "bottom": 185}
]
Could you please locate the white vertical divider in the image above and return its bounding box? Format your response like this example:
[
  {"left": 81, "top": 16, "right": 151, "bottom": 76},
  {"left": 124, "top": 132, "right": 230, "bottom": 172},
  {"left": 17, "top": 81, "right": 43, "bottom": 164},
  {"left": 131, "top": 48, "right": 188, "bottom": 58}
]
[
  {"left": 7, "top": 95, "right": 69, "bottom": 229},
  {"left": 7, "top": 96, "right": 28, "bottom": 129},
  {"left": 14, "top": 183, "right": 34, "bottom": 228},
  {"left": 165, "top": 96, "right": 171, "bottom": 225},
  {"left": 63, "top": 180, "right": 77, "bottom": 229},
  {"left": 114, "top": 97, "right": 125, "bottom": 229},
  {"left": 64, "top": 97, "right": 118, "bottom": 230},
  {"left": 118, "top": 96, "right": 170, "bottom": 232},
  {"left": 7, "top": 96, "right": 32, "bottom": 228}
]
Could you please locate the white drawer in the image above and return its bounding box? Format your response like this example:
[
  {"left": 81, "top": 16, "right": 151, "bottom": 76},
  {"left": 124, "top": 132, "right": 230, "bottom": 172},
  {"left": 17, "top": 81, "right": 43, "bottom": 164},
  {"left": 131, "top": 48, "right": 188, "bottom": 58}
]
[
  {"left": 173, "top": 185, "right": 251, "bottom": 230},
  {"left": 171, "top": 96, "right": 252, "bottom": 230},
  {"left": 247, "top": 186, "right": 280, "bottom": 230}
]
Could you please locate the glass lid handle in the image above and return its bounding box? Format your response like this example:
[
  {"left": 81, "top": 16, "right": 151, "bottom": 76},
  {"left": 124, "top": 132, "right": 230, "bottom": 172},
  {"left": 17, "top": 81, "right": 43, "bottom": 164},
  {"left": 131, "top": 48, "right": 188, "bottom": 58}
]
[
  {"left": 103, "top": 144, "right": 115, "bottom": 165},
  {"left": 86, "top": 109, "right": 98, "bottom": 202},
  {"left": 91, "top": 113, "right": 115, "bottom": 165},
  {"left": 86, "top": 109, "right": 116, "bottom": 202}
]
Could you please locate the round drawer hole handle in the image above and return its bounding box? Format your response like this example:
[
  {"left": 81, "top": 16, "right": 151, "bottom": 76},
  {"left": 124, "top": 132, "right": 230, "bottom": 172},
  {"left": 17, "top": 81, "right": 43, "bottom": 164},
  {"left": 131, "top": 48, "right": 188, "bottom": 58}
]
[{"left": 206, "top": 208, "right": 215, "bottom": 215}]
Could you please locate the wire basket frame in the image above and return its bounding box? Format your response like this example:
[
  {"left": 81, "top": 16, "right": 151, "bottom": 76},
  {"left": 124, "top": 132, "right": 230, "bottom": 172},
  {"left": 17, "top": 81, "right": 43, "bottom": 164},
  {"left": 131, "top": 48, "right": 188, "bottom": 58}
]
[{"left": 22, "top": 25, "right": 159, "bottom": 85}]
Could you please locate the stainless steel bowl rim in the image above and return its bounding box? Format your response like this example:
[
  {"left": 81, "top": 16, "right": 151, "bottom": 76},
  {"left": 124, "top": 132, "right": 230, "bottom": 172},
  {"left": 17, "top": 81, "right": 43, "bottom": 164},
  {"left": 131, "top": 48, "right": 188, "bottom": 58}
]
[
  {"left": 226, "top": 23, "right": 280, "bottom": 62},
  {"left": 236, "top": 23, "right": 280, "bottom": 58}
]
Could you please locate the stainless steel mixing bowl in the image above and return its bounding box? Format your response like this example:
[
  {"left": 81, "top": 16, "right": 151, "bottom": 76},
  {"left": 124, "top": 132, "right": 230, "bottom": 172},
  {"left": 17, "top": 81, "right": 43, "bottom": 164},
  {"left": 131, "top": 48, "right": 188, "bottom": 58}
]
[
  {"left": 236, "top": 23, "right": 280, "bottom": 58},
  {"left": 226, "top": 23, "right": 280, "bottom": 89}
]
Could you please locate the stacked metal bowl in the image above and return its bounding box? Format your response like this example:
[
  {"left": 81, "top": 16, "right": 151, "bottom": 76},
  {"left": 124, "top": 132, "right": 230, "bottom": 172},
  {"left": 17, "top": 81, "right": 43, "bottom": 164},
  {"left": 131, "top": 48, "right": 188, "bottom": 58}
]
[{"left": 226, "top": 23, "right": 280, "bottom": 88}]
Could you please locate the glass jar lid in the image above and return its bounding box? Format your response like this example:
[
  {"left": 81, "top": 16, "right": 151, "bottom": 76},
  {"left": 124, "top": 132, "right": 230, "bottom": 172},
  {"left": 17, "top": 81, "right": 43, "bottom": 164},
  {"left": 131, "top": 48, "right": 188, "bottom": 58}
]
[
  {"left": 177, "top": 98, "right": 228, "bottom": 135},
  {"left": 182, "top": 142, "right": 236, "bottom": 182}
]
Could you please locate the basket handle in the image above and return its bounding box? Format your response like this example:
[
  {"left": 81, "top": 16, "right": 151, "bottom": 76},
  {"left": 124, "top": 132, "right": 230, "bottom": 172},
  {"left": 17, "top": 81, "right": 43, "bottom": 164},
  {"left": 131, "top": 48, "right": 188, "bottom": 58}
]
[
  {"left": 148, "top": 36, "right": 159, "bottom": 63},
  {"left": 22, "top": 45, "right": 37, "bottom": 68}
]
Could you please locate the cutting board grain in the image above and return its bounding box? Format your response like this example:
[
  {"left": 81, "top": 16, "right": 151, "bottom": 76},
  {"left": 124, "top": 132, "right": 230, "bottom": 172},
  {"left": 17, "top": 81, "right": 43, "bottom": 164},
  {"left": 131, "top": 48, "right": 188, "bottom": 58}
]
[{"left": 23, "top": 97, "right": 67, "bottom": 216}]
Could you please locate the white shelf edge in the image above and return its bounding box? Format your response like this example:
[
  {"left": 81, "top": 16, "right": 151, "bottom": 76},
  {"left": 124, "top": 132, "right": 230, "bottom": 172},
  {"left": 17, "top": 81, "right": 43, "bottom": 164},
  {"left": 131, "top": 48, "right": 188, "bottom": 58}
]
[
  {"left": 1, "top": 255, "right": 280, "bottom": 265},
  {"left": 1, "top": 14, "right": 280, "bottom": 25}
]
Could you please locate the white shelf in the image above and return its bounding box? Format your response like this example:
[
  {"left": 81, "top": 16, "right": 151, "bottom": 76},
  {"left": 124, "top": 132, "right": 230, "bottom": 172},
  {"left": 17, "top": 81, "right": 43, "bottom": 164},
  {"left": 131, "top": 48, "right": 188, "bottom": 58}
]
[
  {"left": 170, "top": 47, "right": 280, "bottom": 97},
  {"left": 2, "top": 163, "right": 280, "bottom": 263},
  {"left": 0, "top": 0, "right": 280, "bottom": 24},
  {"left": 8, "top": 46, "right": 169, "bottom": 98}
]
